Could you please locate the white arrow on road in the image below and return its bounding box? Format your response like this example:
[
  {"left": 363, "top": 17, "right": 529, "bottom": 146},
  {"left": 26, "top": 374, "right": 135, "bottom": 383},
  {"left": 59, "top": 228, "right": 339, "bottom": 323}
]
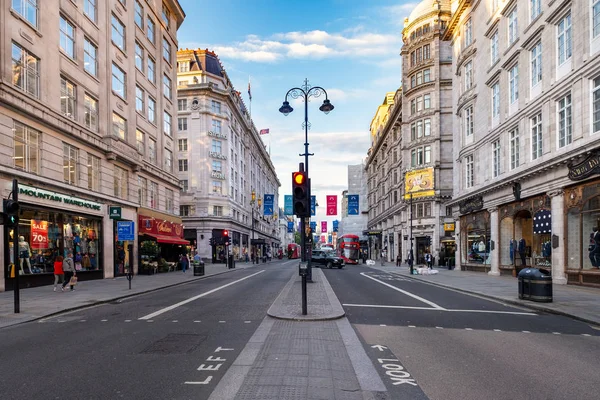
[{"left": 371, "top": 344, "right": 388, "bottom": 351}]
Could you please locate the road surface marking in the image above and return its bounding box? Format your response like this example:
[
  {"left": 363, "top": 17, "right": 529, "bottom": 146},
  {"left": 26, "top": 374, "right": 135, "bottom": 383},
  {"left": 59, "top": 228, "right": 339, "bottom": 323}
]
[
  {"left": 553, "top": 332, "right": 561, "bottom": 335},
  {"left": 125, "top": 320, "right": 131, "bottom": 322},
  {"left": 582, "top": 334, "right": 591, "bottom": 337},
  {"left": 139, "top": 270, "right": 265, "bottom": 320},
  {"left": 522, "top": 330, "right": 531, "bottom": 333},
  {"left": 79, "top": 320, "right": 86, "bottom": 322},
  {"left": 447, "top": 309, "right": 536, "bottom": 316},
  {"left": 380, "top": 324, "right": 387, "bottom": 327},
  {"left": 219, "top": 321, "right": 226, "bottom": 323},
  {"left": 360, "top": 272, "right": 445, "bottom": 310},
  {"left": 185, "top": 376, "right": 212, "bottom": 385},
  {"left": 371, "top": 345, "right": 387, "bottom": 351},
  {"left": 101, "top": 319, "right": 108, "bottom": 322},
  {"left": 493, "top": 329, "right": 502, "bottom": 332},
  {"left": 408, "top": 325, "right": 416, "bottom": 328},
  {"left": 172, "top": 320, "right": 178, "bottom": 323},
  {"left": 146, "top": 320, "right": 154, "bottom": 323},
  {"left": 343, "top": 303, "right": 536, "bottom": 316},
  {"left": 244, "top": 321, "right": 251, "bottom": 323},
  {"left": 465, "top": 328, "right": 473, "bottom": 330},
  {"left": 343, "top": 304, "right": 442, "bottom": 311},
  {"left": 436, "top": 326, "right": 444, "bottom": 329},
  {"left": 193, "top": 320, "right": 201, "bottom": 323}
]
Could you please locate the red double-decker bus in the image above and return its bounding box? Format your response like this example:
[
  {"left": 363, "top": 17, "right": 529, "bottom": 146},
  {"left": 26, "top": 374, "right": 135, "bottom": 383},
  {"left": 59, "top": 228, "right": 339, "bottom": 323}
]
[
  {"left": 337, "top": 234, "right": 360, "bottom": 264},
  {"left": 287, "top": 243, "right": 301, "bottom": 259}
]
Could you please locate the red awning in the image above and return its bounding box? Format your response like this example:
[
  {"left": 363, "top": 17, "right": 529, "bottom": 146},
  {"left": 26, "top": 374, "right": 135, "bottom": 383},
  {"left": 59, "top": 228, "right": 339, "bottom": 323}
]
[{"left": 142, "top": 232, "right": 190, "bottom": 245}]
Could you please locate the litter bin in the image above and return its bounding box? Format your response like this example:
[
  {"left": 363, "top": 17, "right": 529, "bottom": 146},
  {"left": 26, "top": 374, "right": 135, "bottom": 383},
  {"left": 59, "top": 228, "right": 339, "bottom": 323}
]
[
  {"left": 228, "top": 255, "right": 235, "bottom": 269},
  {"left": 518, "top": 268, "right": 552, "bottom": 302},
  {"left": 193, "top": 261, "right": 205, "bottom": 276}
]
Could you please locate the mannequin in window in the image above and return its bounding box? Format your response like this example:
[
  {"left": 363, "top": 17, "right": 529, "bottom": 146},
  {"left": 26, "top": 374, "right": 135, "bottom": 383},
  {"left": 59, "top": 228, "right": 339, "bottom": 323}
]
[
  {"left": 509, "top": 239, "right": 515, "bottom": 263},
  {"left": 518, "top": 238, "right": 526, "bottom": 266},
  {"left": 18, "top": 236, "right": 33, "bottom": 274},
  {"left": 589, "top": 227, "right": 600, "bottom": 268}
]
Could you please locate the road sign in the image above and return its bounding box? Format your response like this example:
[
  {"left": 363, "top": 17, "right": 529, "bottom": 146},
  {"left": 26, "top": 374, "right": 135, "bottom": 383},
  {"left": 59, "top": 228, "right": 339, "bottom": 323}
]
[
  {"left": 117, "top": 221, "right": 135, "bottom": 241},
  {"left": 109, "top": 206, "right": 122, "bottom": 219}
]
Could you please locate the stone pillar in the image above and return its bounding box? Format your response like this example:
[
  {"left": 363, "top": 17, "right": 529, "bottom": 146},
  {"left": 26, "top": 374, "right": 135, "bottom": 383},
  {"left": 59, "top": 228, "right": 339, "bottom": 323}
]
[
  {"left": 549, "top": 190, "right": 568, "bottom": 285},
  {"left": 455, "top": 218, "right": 462, "bottom": 271},
  {"left": 488, "top": 208, "right": 500, "bottom": 276}
]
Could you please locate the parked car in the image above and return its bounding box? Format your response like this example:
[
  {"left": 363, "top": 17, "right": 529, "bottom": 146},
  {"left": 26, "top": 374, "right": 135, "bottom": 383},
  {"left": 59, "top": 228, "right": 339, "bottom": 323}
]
[{"left": 311, "top": 250, "right": 344, "bottom": 269}]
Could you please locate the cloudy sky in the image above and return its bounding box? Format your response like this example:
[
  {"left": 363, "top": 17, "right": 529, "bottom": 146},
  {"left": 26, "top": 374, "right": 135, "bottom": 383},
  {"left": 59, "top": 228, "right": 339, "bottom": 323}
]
[{"left": 177, "top": 0, "right": 417, "bottom": 229}]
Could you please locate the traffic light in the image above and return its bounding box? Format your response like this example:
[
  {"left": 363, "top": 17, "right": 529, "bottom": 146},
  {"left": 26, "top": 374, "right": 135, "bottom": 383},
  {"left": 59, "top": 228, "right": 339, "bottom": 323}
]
[
  {"left": 222, "top": 229, "right": 231, "bottom": 245},
  {"left": 426, "top": 236, "right": 432, "bottom": 246},
  {"left": 292, "top": 171, "right": 309, "bottom": 217},
  {"left": 1, "top": 199, "right": 19, "bottom": 228}
]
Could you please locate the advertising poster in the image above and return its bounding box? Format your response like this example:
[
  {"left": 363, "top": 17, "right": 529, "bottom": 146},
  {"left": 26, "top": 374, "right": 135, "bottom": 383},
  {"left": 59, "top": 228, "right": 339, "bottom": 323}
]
[{"left": 30, "top": 220, "right": 48, "bottom": 250}]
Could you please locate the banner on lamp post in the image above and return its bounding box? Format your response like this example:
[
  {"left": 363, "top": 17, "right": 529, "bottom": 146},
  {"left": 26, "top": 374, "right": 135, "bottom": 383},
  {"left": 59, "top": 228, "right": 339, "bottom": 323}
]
[
  {"left": 287, "top": 221, "right": 294, "bottom": 233},
  {"left": 310, "top": 221, "right": 317, "bottom": 233},
  {"left": 284, "top": 195, "right": 293, "bottom": 215},
  {"left": 321, "top": 221, "right": 327, "bottom": 233},
  {"left": 347, "top": 195, "right": 359, "bottom": 215},
  {"left": 263, "top": 194, "right": 274, "bottom": 215},
  {"left": 311, "top": 196, "right": 316, "bottom": 216},
  {"left": 326, "top": 195, "right": 337, "bottom": 216}
]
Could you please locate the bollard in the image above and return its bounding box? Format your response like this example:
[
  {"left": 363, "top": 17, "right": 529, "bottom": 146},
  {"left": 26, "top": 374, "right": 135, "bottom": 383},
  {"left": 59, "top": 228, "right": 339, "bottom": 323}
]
[{"left": 126, "top": 270, "right": 133, "bottom": 290}]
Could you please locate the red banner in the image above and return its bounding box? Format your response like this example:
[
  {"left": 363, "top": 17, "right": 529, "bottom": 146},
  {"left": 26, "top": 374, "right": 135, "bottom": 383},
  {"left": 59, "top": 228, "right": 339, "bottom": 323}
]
[
  {"left": 326, "top": 195, "right": 337, "bottom": 216},
  {"left": 138, "top": 215, "right": 184, "bottom": 238},
  {"left": 321, "top": 221, "right": 327, "bottom": 233},
  {"left": 31, "top": 220, "right": 49, "bottom": 249}
]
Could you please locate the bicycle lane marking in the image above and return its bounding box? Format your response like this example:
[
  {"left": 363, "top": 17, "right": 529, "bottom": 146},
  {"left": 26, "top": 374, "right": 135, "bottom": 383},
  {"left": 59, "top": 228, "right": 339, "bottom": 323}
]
[{"left": 360, "top": 272, "right": 446, "bottom": 310}]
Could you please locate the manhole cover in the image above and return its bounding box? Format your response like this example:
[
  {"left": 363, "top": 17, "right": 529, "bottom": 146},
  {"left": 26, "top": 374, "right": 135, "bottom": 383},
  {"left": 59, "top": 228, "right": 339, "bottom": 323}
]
[{"left": 140, "top": 334, "right": 206, "bottom": 354}]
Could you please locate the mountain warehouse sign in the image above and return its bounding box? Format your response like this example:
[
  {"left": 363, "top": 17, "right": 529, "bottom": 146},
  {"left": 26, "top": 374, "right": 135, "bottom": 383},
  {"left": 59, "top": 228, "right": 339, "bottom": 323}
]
[{"left": 19, "top": 184, "right": 102, "bottom": 211}]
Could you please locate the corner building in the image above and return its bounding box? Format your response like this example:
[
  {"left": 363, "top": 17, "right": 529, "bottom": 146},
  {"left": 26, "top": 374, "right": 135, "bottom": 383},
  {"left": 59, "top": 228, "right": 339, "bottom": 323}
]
[
  {"left": 446, "top": 0, "right": 600, "bottom": 286},
  {"left": 0, "top": 1, "right": 185, "bottom": 290}
]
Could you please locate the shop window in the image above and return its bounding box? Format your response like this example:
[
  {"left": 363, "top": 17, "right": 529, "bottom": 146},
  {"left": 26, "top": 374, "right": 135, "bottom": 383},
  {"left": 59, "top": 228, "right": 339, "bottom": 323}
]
[
  {"left": 138, "top": 176, "right": 148, "bottom": 206},
  {"left": 88, "top": 154, "right": 100, "bottom": 191},
  {"left": 463, "top": 213, "right": 490, "bottom": 265},
  {"left": 567, "top": 187, "right": 600, "bottom": 270}
]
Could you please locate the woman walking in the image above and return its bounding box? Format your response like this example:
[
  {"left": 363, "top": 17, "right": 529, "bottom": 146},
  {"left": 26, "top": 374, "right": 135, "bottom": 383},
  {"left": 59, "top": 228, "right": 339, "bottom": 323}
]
[
  {"left": 53, "top": 256, "right": 64, "bottom": 292},
  {"left": 61, "top": 252, "right": 76, "bottom": 292}
]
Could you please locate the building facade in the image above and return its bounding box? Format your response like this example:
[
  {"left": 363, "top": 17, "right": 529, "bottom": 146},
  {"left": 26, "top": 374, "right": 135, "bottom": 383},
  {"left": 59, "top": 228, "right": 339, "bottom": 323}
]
[
  {"left": 340, "top": 164, "right": 369, "bottom": 248},
  {"left": 446, "top": 0, "right": 600, "bottom": 287},
  {"left": 1, "top": 0, "right": 185, "bottom": 291},
  {"left": 176, "top": 49, "right": 280, "bottom": 264}
]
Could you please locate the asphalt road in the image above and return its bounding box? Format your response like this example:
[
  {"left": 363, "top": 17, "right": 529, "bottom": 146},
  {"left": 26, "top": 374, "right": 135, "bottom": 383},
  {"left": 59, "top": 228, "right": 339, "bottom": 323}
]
[
  {"left": 0, "top": 260, "right": 296, "bottom": 400},
  {"left": 323, "top": 265, "right": 600, "bottom": 400}
]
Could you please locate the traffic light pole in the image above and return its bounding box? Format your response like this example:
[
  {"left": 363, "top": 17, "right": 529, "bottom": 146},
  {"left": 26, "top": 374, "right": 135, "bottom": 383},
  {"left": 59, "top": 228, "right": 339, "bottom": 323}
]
[{"left": 12, "top": 179, "right": 20, "bottom": 313}]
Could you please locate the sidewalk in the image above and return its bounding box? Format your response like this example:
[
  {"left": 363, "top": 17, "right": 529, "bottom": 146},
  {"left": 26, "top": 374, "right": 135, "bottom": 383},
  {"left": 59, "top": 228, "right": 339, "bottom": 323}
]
[
  {"left": 0, "top": 262, "right": 253, "bottom": 329},
  {"left": 372, "top": 263, "right": 600, "bottom": 326}
]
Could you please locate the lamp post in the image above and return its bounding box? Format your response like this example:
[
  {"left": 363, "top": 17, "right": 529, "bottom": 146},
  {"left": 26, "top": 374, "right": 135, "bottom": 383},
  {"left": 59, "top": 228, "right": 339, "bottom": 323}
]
[
  {"left": 280, "top": 79, "right": 334, "bottom": 280},
  {"left": 250, "top": 190, "right": 256, "bottom": 264}
]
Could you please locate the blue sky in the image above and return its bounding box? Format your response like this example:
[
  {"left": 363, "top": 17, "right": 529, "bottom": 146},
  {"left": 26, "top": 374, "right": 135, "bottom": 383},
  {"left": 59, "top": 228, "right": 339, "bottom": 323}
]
[{"left": 177, "top": 1, "right": 417, "bottom": 229}]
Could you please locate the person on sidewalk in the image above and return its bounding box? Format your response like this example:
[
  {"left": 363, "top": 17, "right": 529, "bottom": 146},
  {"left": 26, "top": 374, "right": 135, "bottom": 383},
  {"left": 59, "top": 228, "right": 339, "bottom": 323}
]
[
  {"left": 396, "top": 254, "right": 402, "bottom": 267},
  {"left": 53, "top": 256, "right": 64, "bottom": 292},
  {"left": 61, "top": 253, "right": 76, "bottom": 292},
  {"left": 193, "top": 251, "right": 202, "bottom": 265},
  {"left": 425, "top": 252, "right": 433, "bottom": 269},
  {"left": 180, "top": 253, "right": 189, "bottom": 273}
]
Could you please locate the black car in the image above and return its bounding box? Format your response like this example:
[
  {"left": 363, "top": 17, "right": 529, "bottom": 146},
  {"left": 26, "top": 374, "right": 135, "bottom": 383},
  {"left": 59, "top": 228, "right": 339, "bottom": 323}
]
[{"left": 311, "top": 250, "right": 344, "bottom": 269}]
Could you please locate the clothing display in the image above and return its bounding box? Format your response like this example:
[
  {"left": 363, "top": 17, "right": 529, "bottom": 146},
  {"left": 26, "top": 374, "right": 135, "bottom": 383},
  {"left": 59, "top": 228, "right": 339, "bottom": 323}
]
[
  {"left": 589, "top": 229, "right": 600, "bottom": 268},
  {"left": 509, "top": 239, "right": 515, "bottom": 263},
  {"left": 18, "top": 236, "right": 33, "bottom": 274},
  {"left": 518, "top": 238, "right": 526, "bottom": 266}
]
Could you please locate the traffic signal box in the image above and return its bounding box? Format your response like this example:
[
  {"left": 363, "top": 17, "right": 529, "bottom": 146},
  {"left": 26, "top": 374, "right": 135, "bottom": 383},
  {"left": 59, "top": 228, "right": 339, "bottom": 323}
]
[
  {"left": 1, "top": 199, "right": 19, "bottom": 228},
  {"left": 292, "top": 171, "right": 309, "bottom": 217},
  {"left": 222, "top": 229, "right": 231, "bottom": 245}
]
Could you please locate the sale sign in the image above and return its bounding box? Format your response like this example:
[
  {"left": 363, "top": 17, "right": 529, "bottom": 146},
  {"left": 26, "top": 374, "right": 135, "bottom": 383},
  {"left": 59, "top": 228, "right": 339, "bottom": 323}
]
[
  {"left": 326, "top": 195, "right": 337, "bottom": 216},
  {"left": 31, "top": 220, "right": 49, "bottom": 249}
]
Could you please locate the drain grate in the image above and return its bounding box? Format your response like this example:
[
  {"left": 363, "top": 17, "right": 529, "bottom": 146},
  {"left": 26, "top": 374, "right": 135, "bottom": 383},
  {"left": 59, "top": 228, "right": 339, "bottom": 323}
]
[{"left": 140, "top": 334, "right": 206, "bottom": 354}]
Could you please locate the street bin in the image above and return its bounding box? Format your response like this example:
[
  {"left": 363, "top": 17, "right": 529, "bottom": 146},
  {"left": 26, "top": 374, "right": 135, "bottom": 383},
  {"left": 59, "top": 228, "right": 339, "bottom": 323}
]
[
  {"left": 518, "top": 268, "right": 552, "bottom": 302},
  {"left": 228, "top": 255, "right": 235, "bottom": 269},
  {"left": 193, "top": 261, "right": 205, "bottom": 276}
]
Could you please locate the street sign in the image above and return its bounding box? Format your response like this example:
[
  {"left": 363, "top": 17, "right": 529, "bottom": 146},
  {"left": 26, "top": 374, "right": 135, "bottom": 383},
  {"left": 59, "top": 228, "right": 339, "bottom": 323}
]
[
  {"left": 109, "top": 206, "right": 122, "bottom": 219},
  {"left": 117, "top": 221, "right": 135, "bottom": 241}
]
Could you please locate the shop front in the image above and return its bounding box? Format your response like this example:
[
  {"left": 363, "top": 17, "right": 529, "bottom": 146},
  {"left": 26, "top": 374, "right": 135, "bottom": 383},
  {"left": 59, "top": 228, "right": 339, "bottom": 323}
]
[
  {"left": 458, "top": 196, "right": 490, "bottom": 272},
  {"left": 2, "top": 183, "right": 105, "bottom": 291}
]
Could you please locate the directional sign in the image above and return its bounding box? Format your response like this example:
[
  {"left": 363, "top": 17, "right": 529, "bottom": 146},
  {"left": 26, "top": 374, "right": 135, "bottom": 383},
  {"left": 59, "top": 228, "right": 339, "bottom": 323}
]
[
  {"left": 348, "top": 194, "right": 359, "bottom": 215},
  {"left": 117, "top": 221, "right": 135, "bottom": 241}
]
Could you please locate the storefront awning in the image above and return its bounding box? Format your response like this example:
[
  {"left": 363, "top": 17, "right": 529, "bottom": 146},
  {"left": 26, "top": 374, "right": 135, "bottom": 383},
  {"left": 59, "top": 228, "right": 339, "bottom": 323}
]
[{"left": 142, "top": 232, "right": 190, "bottom": 245}]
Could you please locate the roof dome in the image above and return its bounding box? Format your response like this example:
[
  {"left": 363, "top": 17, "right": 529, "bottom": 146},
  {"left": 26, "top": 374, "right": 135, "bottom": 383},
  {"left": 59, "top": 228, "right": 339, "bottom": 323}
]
[{"left": 406, "top": 0, "right": 450, "bottom": 26}]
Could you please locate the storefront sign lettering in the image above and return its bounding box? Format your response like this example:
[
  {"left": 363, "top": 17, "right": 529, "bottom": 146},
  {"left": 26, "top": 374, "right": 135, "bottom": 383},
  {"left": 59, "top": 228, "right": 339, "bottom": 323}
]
[
  {"left": 157, "top": 221, "right": 173, "bottom": 234},
  {"left": 209, "top": 151, "right": 227, "bottom": 160},
  {"left": 208, "top": 131, "right": 228, "bottom": 139},
  {"left": 138, "top": 215, "right": 184, "bottom": 239},
  {"left": 211, "top": 172, "right": 226, "bottom": 180},
  {"left": 459, "top": 196, "right": 484, "bottom": 215},
  {"left": 568, "top": 152, "right": 600, "bottom": 181},
  {"left": 19, "top": 184, "right": 102, "bottom": 211}
]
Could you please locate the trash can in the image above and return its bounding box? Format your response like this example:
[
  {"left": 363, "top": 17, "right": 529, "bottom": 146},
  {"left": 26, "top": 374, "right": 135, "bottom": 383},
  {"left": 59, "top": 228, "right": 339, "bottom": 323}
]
[
  {"left": 518, "top": 268, "right": 552, "bottom": 302},
  {"left": 193, "top": 261, "right": 205, "bottom": 276},
  {"left": 228, "top": 255, "right": 235, "bottom": 269}
]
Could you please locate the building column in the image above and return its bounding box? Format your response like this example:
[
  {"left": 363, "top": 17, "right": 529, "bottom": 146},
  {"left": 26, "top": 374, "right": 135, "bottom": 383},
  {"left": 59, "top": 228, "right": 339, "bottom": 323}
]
[
  {"left": 549, "top": 190, "right": 568, "bottom": 285},
  {"left": 455, "top": 218, "right": 462, "bottom": 271},
  {"left": 488, "top": 207, "right": 500, "bottom": 276}
]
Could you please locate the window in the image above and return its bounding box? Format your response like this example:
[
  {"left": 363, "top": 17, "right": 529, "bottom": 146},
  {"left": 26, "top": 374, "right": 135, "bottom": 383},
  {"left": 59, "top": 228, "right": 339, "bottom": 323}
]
[
  {"left": 135, "top": 85, "right": 144, "bottom": 113},
  {"left": 491, "top": 30, "right": 499, "bottom": 65},
  {"left": 147, "top": 17, "right": 155, "bottom": 43},
  {"left": 149, "top": 139, "right": 156, "bottom": 164},
  {"left": 594, "top": 0, "right": 600, "bottom": 38},
  {"left": 11, "top": 42, "right": 39, "bottom": 97},
  {"left": 60, "top": 16, "right": 75, "bottom": 59},
  {"left": 178, "top": 159, "right": 188, "bottom": 172},
  {"left": 162, "top": 37, "right": 171, "bottom": 63},
  {"left": 417, "top": 120, "right": 423, "bottom": 138},
  {"left": 111, "top": 15, "right": 125, "bottom": 51},
  {"left": 138, "top": 177, "right": 147, "bottom": 206},
  {"left": 163, "top": 111, "right": 172, "bottom": 136},
  {"left": 424, "top": 119, "right": 431, "bottom": 136},
  {"left": 178, "top": 99, "right": 187, "bottom": 111},
  {"left": 88, "top": 154, "right": 100, "bottom": 191},
  {"left": 417, "top": 147, "right": 424, "bottom": 165},
  {"left": 411, "top": 51, "right": 416, "bottom": 67},
  {"left": 165, "top": 189, "right": 174, "bottom": 213},
  {"left": 465, "top": 155, "right": 474, "bottom": 188},
  {"left": 84, "top": 38, "right": 97, "bottom": 76},
  {"left": 147, "top": 56, "right": 155, "bottom": 83},
  {"left": 531, "top": 0, "right": 541, "bottom": 21},
  {"left": 148, "top": 96, "right": 156, "bottom": 123},
  {"left": 412, "top": 202, "right": 432, "bottom": 218},
  {"left": 114, "top": 166, "right": 128, "bottom": 199},
  {"left": 164, "top": 149, "right": 173, "bottom": 172},
  {"left": 417, "top": 72, "right": 422, "bottom": 85},
  {"left": 464, "top": 61, "right": 473, "bottom": 90},
  {"left": 510, "top": 128, "right": 520, "bottom": 169},
  {"left": 135, "top": 42, "right": 144, "bottom": 71},
  {"left": 558, "top": 93, "right": 572, "bottom": 147},
  {"left": 178, "top": 117, "right": 187, "bottom": 131},
  {"left": 410, "top": 99, "right": 416, "bottom": 115},
  {"left": 136, "top": 129, "right": 145, "bottom": 154},
  {"left": 508, "top": 7, "right": 518, "bottom": 44},
  {"left": 180, "top": 180, "right": 188, "bottom": 192},
  {"left": 423, "top": 69, "right": 431, "bottom": 82},
  {"left": 134, "top": 1, "right": 144, "bottom": 29},
  {"left": 63, "top": 143, "right": 78, "bottom": 185},
  {"left": 178, "top": 62, "right": 189, "bottom": 72},
  {"left": 594, "top": 77, "right": 600, "bottom": 133},
  {"left": 112, "top": 113, "right": 126, "bottom": 140},
  {"left": 424, "top": 94, "right": 431, "bottom": 109},
  {"left": 509, "top": 64, "right": 519, "bottom": 103},
  {"left": 112, "top": 63, "right": 126, "bottom": 99},
  {"left": 13, "top": 121, "right": 40, "bottom": 174},
  {"left": 212, "top": 119, "right": 222, "bottom": 133},
  {"left": 212, "top": 182, "right": 223, "bottom": 195},
  {"left": 492, "top": 82, "right": 500, "bottom": 118},
  {"left": 557, "top": 13, "right": 572, "bottom": 65},
  {"left": 424, "top": 145, "right": 431, "bottom": 164},
  {"left": 464, "top": 18, "right": 472, "bottom": 47},
  {"left": 212, "top": 160, "right": 222, "bottom": 172},
  {"left": 84, "top": 94, "right": 98, "bottom": 131},
  {"left": 416, "top": 96, "right": 423, "bottom": 111},
  {"left": 178, "top": 138, "right": 188, "bottom": 151},
  {"left": 465, "top": 106, "right": 474, "bottom": 136},
  {"left": 212, "top": 100, "right": 222, "bottom": 114},
  {"left": 423, "top": 44, "right": 430, "bottom": 60},
  {"left": 162, "top": 3, "right": 171, "bottom": 28},
  {"left": 84, "top": 0, "right": 96, "bottom": 22},
  {"left": 149, "top": 181, "right": 158, "bottom": 209},
  {"left": 531, "top": 113, "right": 543, "bottom": 160},
  {"left": 60, "top": 77, "right": 76, "bottom": 118},
  {"left": 180, "top": 205, "right": 190, "bottom": 216},
  {"left": 211, "top": 140, "right": 222, "bottom": 153},
  {"left": 492, "top": 140, "right": 501, "bottom": 178},
  {"left": 531, "top": 42, "right": 542, "bottom": 86},
  {"left": 163, "top": 74, "right": 171, "bottom": 99},
  {"left": 12, "top": 0, "right": 38, "bottom": 27}
]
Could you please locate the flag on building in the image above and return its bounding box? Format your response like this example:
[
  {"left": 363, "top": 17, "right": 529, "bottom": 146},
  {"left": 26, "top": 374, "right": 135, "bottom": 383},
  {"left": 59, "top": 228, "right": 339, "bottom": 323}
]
[
  {"left": 248, "top": 79, "right": 252, "bottom": 101},
  {"left": 259, "top": 129, "right": 269, "bottom": 135}
]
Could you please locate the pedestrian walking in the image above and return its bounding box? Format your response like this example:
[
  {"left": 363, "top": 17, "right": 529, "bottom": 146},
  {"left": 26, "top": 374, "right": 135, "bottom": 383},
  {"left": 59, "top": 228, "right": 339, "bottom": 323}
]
[
  {"left": 362, "top": 250, "right": 367, "bottom": 264},
  {"left": 380, "top": 249, "right": 386, "bottom": 266},
  {"left": 425, "top": 252, "right": 433, "bottom": 269},
  {"left": 180, "top": 253, "right": 189, "bottom": 273},
  {"left": 53, "top": 255, "right": 64, "bottom": 292},
  {"left": 61, "top": 252, "right": 76, "bottom": 292},
  {"left": 396, "top": 254, "right": 402, "bottom": 267}
]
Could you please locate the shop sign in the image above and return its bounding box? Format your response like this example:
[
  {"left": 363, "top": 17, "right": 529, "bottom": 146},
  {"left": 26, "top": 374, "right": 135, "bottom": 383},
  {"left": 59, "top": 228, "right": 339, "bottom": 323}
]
[
  {"left": 109, "top": 206, "right": 122, "bottom": 219},
  {"left": 459, "top": 196, "right": 483, "bottom": 215},
  {"left": 117, "top": 221, "right": 135, "bottom": 241},
  {"left": 444, "top": 223, "right": 455, "bottom": 231},
  {"left": 404, "top": 167, "right": 435, "bottom": 199},
  {"left": 211, "top": 171, "right": 226, "bottom": 180},
  {"left": 209, "top": 151, "right": 227, "bottom": 160},
  {"left": 208, "top": 131, "right": 228, "bottom": 139},
  {"left": 568, "top": 151, "right": 600, "bottom": 181},
  {"left": 31, "top": 220, "right": 48, "bottom": 249},
  {"left": 18, "top": 184, "right": 102, "bottom": 211},
  {"left": 363, "top": 230, "right": 382, "bottom": 236},
  {"left": 138, "top": 215, "right": 184, "bottom": 238}
]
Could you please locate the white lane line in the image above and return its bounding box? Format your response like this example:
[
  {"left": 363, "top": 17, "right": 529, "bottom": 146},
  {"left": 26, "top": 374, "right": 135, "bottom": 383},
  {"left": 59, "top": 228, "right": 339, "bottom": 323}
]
[
  {"left": 408, "top": 325, "right": 416, "bottom": 328},
  {"left": 465, "top": 328, "right": 473, "bottom": 331},
  {"left": 219, "top": 321, "right": 226, "bottom": 323},
  {"left": 139, "top": 270, "right": 265, "bottom": 320},
  {"left": 446, "top": 309, "right": 537, "bottom": 316},
  {"left": 193, "top": 320, "right": 201, "bottom": 323},
  {"left": 552, "top": 332, "right": 561, "bottom": 335},
  {"left": 380, "top": 324, "right": 387, "bottom": 327},
  {"left": 244, "top": 321, "right": 251, "bottom": 323},
  {"left": 436, "top": 326, "right": 444, "bottom": 329},
  {"left": 79, "top": 320, "right": 86, "bottom": 322},
  {"left": 343, "top": 304, "right": 440, "bottom": 311},
  {"left": 101, "top": 319, "right": 108, "bottom": 322},
  {"left": 360, "top": 272, "right": 446, "bottom": 310},
  {"left": 493, "top": 329, "right": 502, "bottom": 332},
  {"left": 342, "top": 303, "right": 537, "bottom": 316},
  {"left": 172, "top": 320, "right": 178, "bottom": 323},
  {"left": 582, "top": 334, "right": 591, "bottom": 337},
  {"left": 522, "top": 330, "right": 531, "bottom": 333},
  {"left": 125, "top": 320, "right": 132, "bottom": 323}
]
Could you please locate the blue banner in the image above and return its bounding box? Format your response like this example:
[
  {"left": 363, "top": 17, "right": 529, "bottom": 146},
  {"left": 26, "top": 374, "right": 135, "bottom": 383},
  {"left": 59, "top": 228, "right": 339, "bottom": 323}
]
[
  {"left": 332, "top": 220, "right": 339, "bottom": 232},
  {"left": 284, "top": 195, "right": 293, "bottom": 215},
  {"left": 310, "top": 221, "right": 317, "bottom": 232},
  {"left": 311, "top": 196, "right": 316, "bottom": 216},
  {"left": 263, "top": 194, "right": 274, "bottom": 215},
  {"left": 117, "top": 221, "right": 135, "bottom": 241},
  {"left": 287, "top": 221, "right": 294, "bottom": 233},
  {"left": 348, "top": 194, "right": 359, "bottom": 215}
]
